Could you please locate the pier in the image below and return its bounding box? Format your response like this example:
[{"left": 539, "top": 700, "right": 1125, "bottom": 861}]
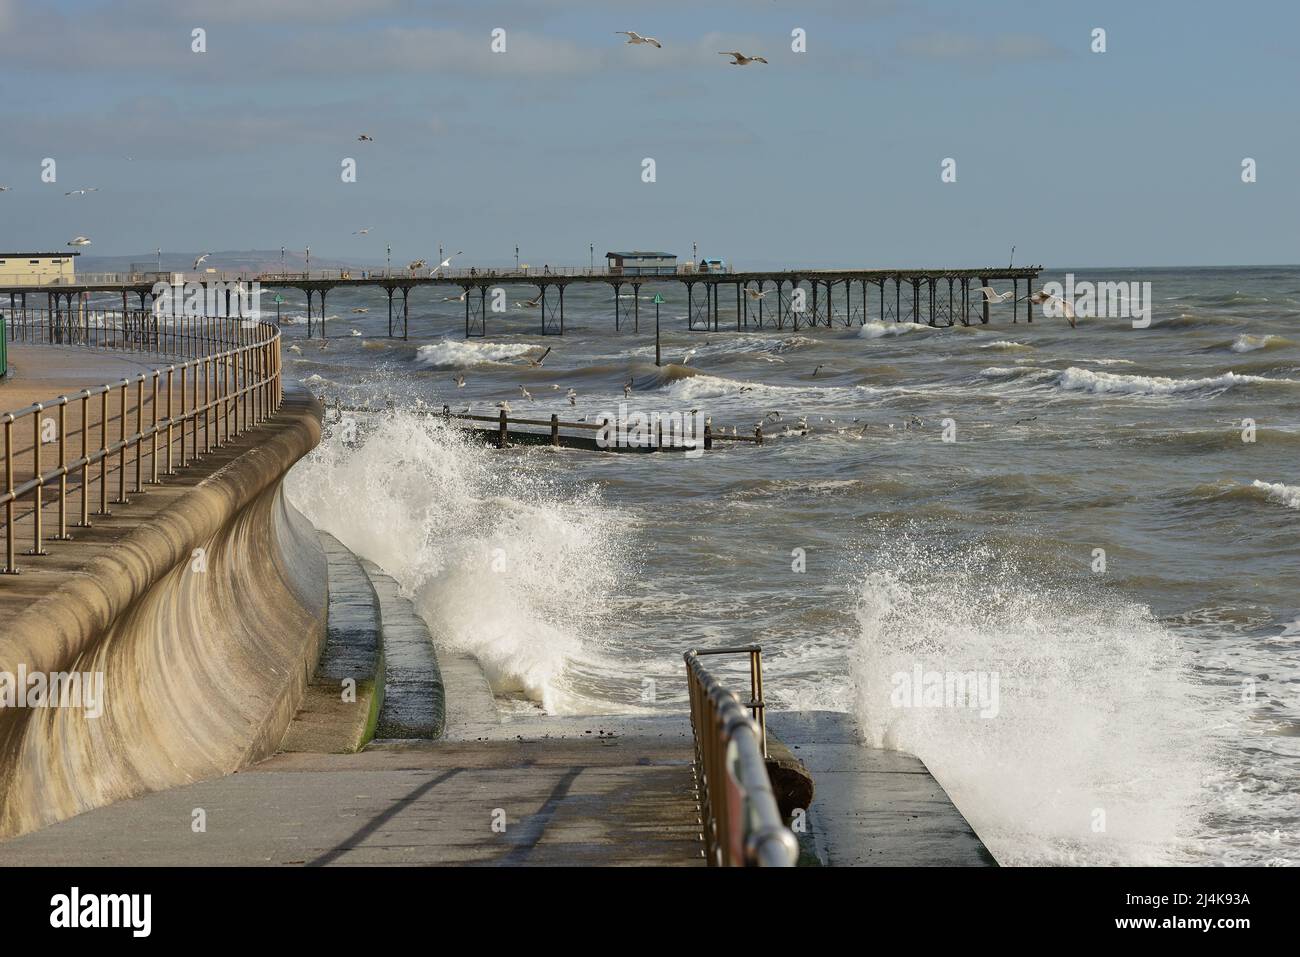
[{"left": 2, "top": 264, "right": 1044, "bottom": 339}]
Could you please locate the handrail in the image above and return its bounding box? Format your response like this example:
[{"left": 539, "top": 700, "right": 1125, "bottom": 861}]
[
  {"left": 0, "top": 306, "right": 283, "bottom": 575},
  {"left": 684, "top": 646, "right": 797, "bottom": 867}
]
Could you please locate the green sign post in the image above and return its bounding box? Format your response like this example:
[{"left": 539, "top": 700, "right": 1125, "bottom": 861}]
[{"left": 652, "top": 293, "right": 664, "bottom": 367}]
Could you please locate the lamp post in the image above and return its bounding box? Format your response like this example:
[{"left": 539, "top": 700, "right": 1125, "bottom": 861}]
[
  {"left": 515, "top": 245, "right": 519, "bottom": 272},
  {"left": 305, "top": 246, "right": 310, "bottom": 278},
  {"left": 280, "top": 245, "right": 285, "bottom": 274},
  {"left": 156, "top": 247, "right": 161, "bottom": 272},
  {"left": 589, "top": 243, "right": 594, "bottom": 272},
  {"left": 386, "top": 244, "right": 391, "bottom": 275}
]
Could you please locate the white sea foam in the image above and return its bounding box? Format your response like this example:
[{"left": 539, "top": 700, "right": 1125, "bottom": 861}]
[
  {"left": 1057, "top": 367, "right": 1287, "bottom": 397},
  {"left": 859, "top": 321, "right": 929, "bottom": 340},
  {"left": 852, "top": 537, "right": 1217, "bottom": 865},
  {"left": 1230, "top": 333, "right": 1287, "bottom": 353},
  {"left": 415, "top": 341, "right": 536, "bottom": 368},
  {"left": 1251, "top": 480, "right": 1300, "bottom": 509},
  {"left": 286, "top": 410, "right": 626, "bottom": 714},
  {"left": 978, "top": 340, "right": 1029, "bottom": 350}
]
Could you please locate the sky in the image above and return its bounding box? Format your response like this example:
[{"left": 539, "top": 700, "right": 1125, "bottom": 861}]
[{"left": 0, "top": 0, "right": 1297, "bottom": 269}]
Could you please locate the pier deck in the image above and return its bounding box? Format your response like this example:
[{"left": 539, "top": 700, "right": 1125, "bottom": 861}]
[{"left": 4, "top": 264, "right": 1044, "bottom": 338}]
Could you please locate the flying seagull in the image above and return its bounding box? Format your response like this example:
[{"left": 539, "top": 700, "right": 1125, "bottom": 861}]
[
  {"left": 353, "top": 227, "right": 372, "bottom": 235},
  {"left": 978, "top": 286, "right": 1015, "bottom": 304},
  {"left": 624, "top": 378, "right": 634, "bottom": 398},
  {"left": 617, "top": 31, "right": 661, "bottom": 48},
  {"left": 0, "top": 186, "right": 11, "bottom": 192},
  {"left": 519, "top": 385, "right": 534, "bottom": 402},
  {"left": 515, "top": 295, "right": 542, "bottom": 309},
  {"left": 67, "top": 236, "right": 92, "bottom": 247},
  {"left": 64, "top": 187, "right": 99, "bottom": 196},
  {"left": 357, "top": 134, "right": 374, "bottom": 142},
  {"left": 681, "top": 348, "right": 697, "bottom": 366},
  {"left": 442, "top": 290, "right": 468, "bottom": 303},
  {"left": 1029, "top": 290, "right": 1078, "bottom": 328},
  {"left": 431, "top": 251, "right": 462, "bottom": 276},
  {"left": 745, "top": 287, "right": 769, "bottom": 300},
  {"left": 193, "top": 253, "right": 210, "bottom": 269},
  {"left": 719, "top": 51, "right": 768, "bottom": 65},
  {"left": 454, "top": 374, "right": 466, "bottom": 388},
  {"left": 408, "top": 259, "right": 427, "bottom": 271},
  {"left": 527, "top": 346, "right": 552, "bottom": 368}
]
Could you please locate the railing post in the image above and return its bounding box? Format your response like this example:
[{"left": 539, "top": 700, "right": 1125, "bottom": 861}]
[
  {"left": 498, "top": 409, "right": 508, "bottom": 449},
  {"left": 29, "top": 406, "right": 46, "bottom": 555},
  {"left": 56, "top": 400, "right": 70, "bottom": 540},
  {"left": 3, "top": 417, "right": 15, "bottom": 573},
  {"left": 77, "top": 393, "right": 90, "bottom": 528},
  {"left": 97, "top": 390, "right": 110, "bottom": 516},
  {"left": 115, "top": 383, "right": 128, "bottom": 504}
]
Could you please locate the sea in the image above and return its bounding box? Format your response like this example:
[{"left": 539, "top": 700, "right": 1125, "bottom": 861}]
[{"left": 129, "top": 264, "right": 1298, "bottom": 867}]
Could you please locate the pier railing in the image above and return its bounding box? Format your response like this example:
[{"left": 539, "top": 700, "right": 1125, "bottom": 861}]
[
  {"left": 0, "top": 308, "right": 283, "bottom": 575},
  {"left": 685, "top": 647, "right": 797, "bottom": 867}
]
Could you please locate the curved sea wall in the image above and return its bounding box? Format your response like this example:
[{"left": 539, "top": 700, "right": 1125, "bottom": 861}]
[{"left": 0, "top": 386, "right": 325, "bottom": 838}]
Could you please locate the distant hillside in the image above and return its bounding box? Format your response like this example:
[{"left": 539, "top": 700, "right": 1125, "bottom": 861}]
[{"left": 76, "top": 250, "right": 382, "bottom": 273}]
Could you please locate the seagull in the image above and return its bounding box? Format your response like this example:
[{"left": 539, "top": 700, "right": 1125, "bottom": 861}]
[
  {"left": 193, "top": 253, "right": 210, "bottom": 269},
  {"left": 497, "top": 400, "right": 512, "bottom": 413},
  {"left": 515, "top": 296, "right": 542, "bottom": 309},
  {"left": 454, "top": 374, "right": 466, "bottom": 388},
  {"left": 719, "top": 51, "right": 768, "bottom": 65},
  {"left": 978, "top": 286, "right": 1015, "bottom": 304},
  {"left": 812, "top": 364, "right": 825, "bottom": 377},
  {"left": 350, "top": 329, "right": 362, "bottom": 337},
  {"left": 617, "top": 31, "right": 662, "bottom": 48},
  {"left": 550, "top": 384, "right": 560, "bottom": 390},
  {"left": 567, "top": 389, "right": 577, "bottom": 406},
  {"left": 408, "top": 259, "right": 427, "bottom": 271},
  {"left": 745, "top": 287, "right": 768, "bottom": 300},
  {"left": 351, "top": 307, "right": 369, "bottom": 314},
  {"left": 357, "top": 134, "right": 374, "bottom": 142},
  {"left": 64, "top": 187, "right": 99, "bottom": 196},
  {"left": 527, "top": 346, "right": 552, "bottom": 368},
  {"left": 519, "top": 385, "right": 534, "bottom": 402},
  {"left": 66, "top": 236, "right": 92, "bottom": 246},
  {"left": 681, "top": 348, "right": 697, "bottom": 365},
  {"left": 0, "top": 185, "right": 12, "bottom": 192},
  {"left": 443, "top": 290, "right": 468, "bottom": 302},
  {"left": 352, "top": 227, "right": 372, "bottom": 235},
  {"left": 288, "top": 344, "right": 302, "bottom": 355},
  {"left": 431, "top": 251, "right": 462, "bottom": 276},
  {"left": 624, "top": 379, "right": 634, "bottom": 398},
  {"left": 1029, "top": 290, "right": 1078, "bottom": 328}
]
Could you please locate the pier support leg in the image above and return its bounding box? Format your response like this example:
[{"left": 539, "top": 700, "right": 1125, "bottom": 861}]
[
  {"left": 1013, "top": 278, "right": 1018, "bottom": 323},
  {"left": 735, "top": 282, "right": 741, "bottom": 331},
  {"left": 613, "top": 282, "right": 621, "bottom": 331},
  {"left": 947, "top": 278, "right": 954, "bottom": 327},
  {"left": 634, "top": 284, "right": 640, "bottom": 332},
  {"left": 387, "top": 288, "right": 394, "bottom": 337},
  {"left": 319, "top": 289, "right": 327, "bottom": 339},
  {"left": 402, "top": 287, "right": 410, "bottom": 339},
  {"left": 895, "top": 277, "right": 901, "bottom": 323},
  {"left": 980, "top": 276, "right": 990, "bottom": 324}
]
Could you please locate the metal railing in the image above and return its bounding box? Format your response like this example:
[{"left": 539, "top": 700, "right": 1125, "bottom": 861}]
[
  {"left": 0, "top": 308, "right": 283, "bottom": 575},
  {"left": 685, "top": 647, "right": 798, "bottom": 867}
]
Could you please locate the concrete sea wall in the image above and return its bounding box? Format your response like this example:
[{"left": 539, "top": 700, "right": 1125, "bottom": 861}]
[{"left": 0, "top": 388, "right": 325, "bottom": 838}]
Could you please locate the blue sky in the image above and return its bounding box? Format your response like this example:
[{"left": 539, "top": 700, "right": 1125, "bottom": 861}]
[{"left": 0, "top": 0, "right": 1296, "bottom": 268}]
